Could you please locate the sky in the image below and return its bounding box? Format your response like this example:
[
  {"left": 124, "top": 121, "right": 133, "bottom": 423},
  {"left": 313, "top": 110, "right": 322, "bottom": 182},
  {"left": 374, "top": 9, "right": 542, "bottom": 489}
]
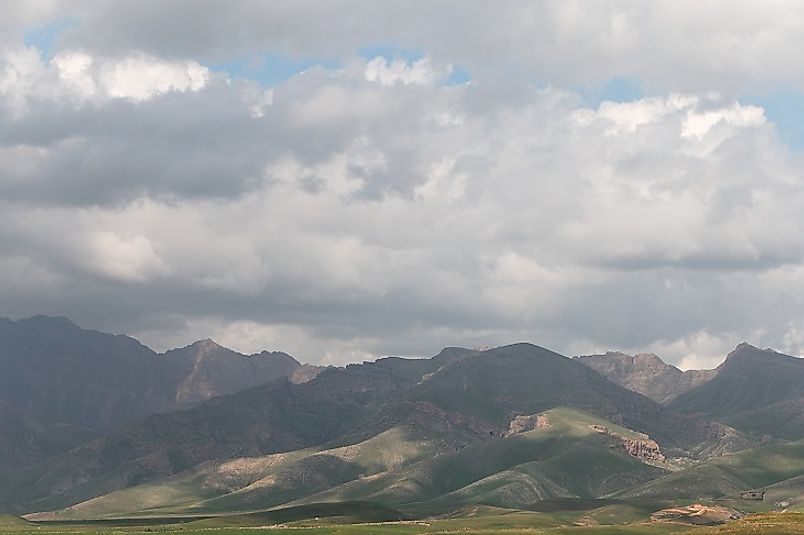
[{"left": 3, "top": 1, "right": 804, "bottom": 368}]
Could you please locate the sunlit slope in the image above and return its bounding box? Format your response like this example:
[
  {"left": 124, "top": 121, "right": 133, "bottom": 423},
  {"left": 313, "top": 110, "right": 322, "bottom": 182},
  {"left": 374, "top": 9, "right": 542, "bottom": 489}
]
[
  {"left": 616, "top": 439, "right": 804, "bottom": 502},
  {"left": 1, "top": 350, "right": 476, "bottom": 514},
  {"left": 41, "top": 413, "right": 481, "bottom": 519},
  {"left": 290, "top": 407, "right": 669, "bottom": 510}
]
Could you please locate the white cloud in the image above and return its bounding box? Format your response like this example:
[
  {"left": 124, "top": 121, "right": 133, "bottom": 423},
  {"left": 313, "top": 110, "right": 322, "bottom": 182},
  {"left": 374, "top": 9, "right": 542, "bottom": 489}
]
[
  {"left": 97, "top": 53, "right": 208, "bottom": 100},
  {"left": 87, "top": 232, "right": 168, "bottom": 283},
  {"left": 0, "top": 46, "right": 209, "bottom": 114},
  {"left": 364, "top": 56, "right": 440, "bottom": 86}
]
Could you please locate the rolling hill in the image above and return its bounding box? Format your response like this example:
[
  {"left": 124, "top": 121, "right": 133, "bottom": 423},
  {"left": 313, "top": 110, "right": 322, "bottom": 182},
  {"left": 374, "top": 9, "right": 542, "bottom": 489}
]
[
  {"left": 616, "top": 438, "right": 804, "bottom": 507},
  {"left": 34, "top": 407, "right": 671, "bottom": 519},
  {"left": 289, "top": 407, "right": 671, "bottom": 512}
]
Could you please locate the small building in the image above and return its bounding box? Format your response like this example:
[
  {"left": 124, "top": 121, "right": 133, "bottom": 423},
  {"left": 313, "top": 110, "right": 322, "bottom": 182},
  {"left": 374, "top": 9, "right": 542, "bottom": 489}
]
[{"left": 740, "top": 490, "right": 765, "bottom": 501}]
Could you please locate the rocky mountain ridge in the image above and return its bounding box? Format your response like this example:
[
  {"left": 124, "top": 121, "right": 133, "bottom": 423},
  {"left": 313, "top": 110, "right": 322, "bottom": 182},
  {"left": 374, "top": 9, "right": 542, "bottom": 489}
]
[
  {"left": 574, "top": 351, "right": 716, "bottom": 403},
  {"left": 0, "top": 316, "right": 318, "bottom": 433}
]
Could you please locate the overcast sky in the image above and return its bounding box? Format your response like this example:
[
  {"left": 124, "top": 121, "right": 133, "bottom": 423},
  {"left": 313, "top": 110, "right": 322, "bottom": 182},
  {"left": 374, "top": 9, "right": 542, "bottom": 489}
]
[{"left": 3, "top": 1, "right": 804, "bottom": 368}]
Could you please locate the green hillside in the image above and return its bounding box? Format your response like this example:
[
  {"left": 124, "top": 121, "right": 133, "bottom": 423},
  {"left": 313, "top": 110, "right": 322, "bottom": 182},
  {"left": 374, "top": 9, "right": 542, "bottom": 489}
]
[
  {"left": 617, "top": 439, "right": 804, "bottom": 504},
  {"left": 40, "top": 411, "right": 484, "bottom": 520},
  {"left": 289, "top": 408, "right": 668, "bottom": 511},
  {"left": 33, "top": 408, "right": 669, "bottom": 520}
]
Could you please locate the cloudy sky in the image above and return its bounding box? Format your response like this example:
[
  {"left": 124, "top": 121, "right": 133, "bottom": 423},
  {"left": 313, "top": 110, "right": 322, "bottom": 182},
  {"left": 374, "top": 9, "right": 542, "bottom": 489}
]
[{"left": 3, "top": 1, "right": 804, "bottom": 367}]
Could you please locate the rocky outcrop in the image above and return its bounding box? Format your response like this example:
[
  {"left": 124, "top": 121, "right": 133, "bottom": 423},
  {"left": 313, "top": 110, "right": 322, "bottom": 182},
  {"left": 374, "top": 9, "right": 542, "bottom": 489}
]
[
  {"left": 290, "top": 364, "right": 327, "bottom": 384},
  {"left": 590, "top": 424, "right": 666, "bottom": 462},
  {"left": 619, "top": 436, "right": 666, "bottom": 462},
  {"left": 507, "top": 413, "right": 551, "bottom": 435}
]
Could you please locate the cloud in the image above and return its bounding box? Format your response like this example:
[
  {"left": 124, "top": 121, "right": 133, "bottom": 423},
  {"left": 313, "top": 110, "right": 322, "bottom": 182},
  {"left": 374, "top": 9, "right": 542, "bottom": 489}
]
[
  {"left": 364, "top": 56, "right": 441, "bottom": 86},
  {"left": 2, "top": 4, "right": 804, "bottom": 368},
  {"left": 37, "top": 1, "right": 804, "bottom": 94},
  {"left": 0, "top": 46, "right": 208, "bottom": 114},
  {"left": 87, "top": 231, "right": 168, "bottom": 282}
]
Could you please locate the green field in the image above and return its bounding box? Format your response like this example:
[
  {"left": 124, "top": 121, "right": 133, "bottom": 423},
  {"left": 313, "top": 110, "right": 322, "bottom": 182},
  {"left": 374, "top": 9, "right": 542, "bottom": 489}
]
[{"left": 2, "top": 509, "right": 804, "bottom": 535}]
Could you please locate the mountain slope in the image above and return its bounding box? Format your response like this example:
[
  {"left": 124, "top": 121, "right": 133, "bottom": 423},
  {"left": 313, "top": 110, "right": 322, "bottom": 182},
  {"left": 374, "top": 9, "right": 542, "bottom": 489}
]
[
  {"left": 158, "top": 339, "right": 303, "bottom": 406},
  {"left": 290, "top": 408, "right": 669, "bottom": 511},
  {"left": 0, "top": 348, "right": 477, "bottom": 513},
  {"left": 3, "top": 343, "right": 752, "bottom": 515},
  {"left": 617, "top": 439, "right": 804, "bottom": 502},
  {"left": 0, "top": 316, "right": 306, "bottom": 433},
  {"left": 669, "top": 343, "right": 804, "bottom": 438},
  {"left": 574, "top": 352, "right": 715, "bottom": 403},
  {"left": 0, "top": 400, "right": 95, "bottom": 476},
  {"left": 36, "top": 408, "right": 670, "bottom": 518},
  {"left": 408, "top": 343, "right": 743, "bottom": 454},
  {"left": 52, "top": 403, "right": 492, "bottom": 520}
]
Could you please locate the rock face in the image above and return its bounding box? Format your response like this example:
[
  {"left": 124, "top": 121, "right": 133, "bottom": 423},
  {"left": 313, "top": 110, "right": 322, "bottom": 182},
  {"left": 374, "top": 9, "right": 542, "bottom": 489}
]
[
  {"left": 619, "top": 436, "right": 666, "bottom": 462},
  {"left": 590, "top": 424, "right": 666, "bottom": 462},
  {"left": 290, "top": 364, "right": 327, "bottom": 384},
  {"left": 574, "top": 352, "right": 716, "bottom": 404},
  {"left": 161, "top": 340, "right": 302, "bottom": 406},
  {"left": 507, "top": 413, "right": 551, "bottom": 435}
]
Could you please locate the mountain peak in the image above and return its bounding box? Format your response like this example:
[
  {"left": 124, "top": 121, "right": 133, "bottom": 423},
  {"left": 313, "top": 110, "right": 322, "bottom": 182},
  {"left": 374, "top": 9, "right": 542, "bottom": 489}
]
[
  {"left": 720, "top": 342, "right": 801, "bottom": 373},
  {"left": 574, "top": 351, "right": 715, "bottom": 404},
  {"left": 18, "top": 315, "right": 81, "bottom": 330},
  {"left": 189, "top": 337, "right": 225, "bottom": 350},
  {"left": 258, "top": 350, "right": 302, "bottom": 366},
  {"left": 732, "top": 341, "right": 759, "bottom": 353}
]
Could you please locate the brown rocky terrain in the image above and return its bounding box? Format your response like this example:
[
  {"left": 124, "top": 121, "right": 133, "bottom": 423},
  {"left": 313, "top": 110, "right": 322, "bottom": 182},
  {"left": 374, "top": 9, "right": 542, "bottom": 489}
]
[
  {"left": 650, "top": 503, "right": 743, "bottom": 525},
  {"left": 506, "top": 413, "right": 551, "bottom": 435},
  {"left": 589, "top": 424, "right": 667, "bottom": 462}
]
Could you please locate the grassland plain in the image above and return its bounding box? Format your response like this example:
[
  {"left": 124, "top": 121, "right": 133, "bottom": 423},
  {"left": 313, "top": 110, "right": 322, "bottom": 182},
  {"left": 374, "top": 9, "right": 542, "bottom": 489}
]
[{"left": 2, "top": 511, "right": 804, "bottom": 535}]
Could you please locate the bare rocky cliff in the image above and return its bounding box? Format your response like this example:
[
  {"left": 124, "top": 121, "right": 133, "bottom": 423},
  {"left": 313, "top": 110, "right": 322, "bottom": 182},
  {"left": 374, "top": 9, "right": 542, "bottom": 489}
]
[{"left": 589, "top": 424, "right": 666, "bottom": 462}]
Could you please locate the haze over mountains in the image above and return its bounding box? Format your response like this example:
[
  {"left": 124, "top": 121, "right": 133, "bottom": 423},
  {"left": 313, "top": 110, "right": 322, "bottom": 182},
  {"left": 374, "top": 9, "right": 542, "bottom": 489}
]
[
  {"left": 0, "top": 316, "right": 802, "bottom": 520},
  {"left": 0, "top": 316, "right": 318, "bottom": 433}
]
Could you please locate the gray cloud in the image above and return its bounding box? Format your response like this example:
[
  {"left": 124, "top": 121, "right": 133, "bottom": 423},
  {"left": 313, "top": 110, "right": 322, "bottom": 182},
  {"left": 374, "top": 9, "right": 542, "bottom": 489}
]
[{"left": 43, "top": 1, "right": 804, "bottom": 95}]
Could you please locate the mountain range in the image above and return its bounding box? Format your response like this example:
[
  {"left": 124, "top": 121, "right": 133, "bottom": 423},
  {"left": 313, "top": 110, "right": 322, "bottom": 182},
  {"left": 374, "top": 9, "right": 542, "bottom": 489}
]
[{"left": 0, "top": 315, "right": 802, "bottom": 521}]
